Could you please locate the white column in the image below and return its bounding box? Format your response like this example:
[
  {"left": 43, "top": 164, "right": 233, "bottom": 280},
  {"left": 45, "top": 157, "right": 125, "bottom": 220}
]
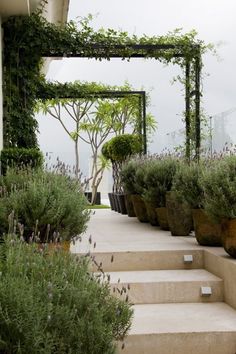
[{"left": 0, "top": 16, "right": 3, "bottom": 150}]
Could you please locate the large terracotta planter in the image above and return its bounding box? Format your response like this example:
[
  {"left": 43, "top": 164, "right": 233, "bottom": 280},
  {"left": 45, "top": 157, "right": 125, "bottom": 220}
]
[
  {"left": 144, "top": 201, "right": 159, "bottom": 226},
  {"left": 156, "top": 207, "right": 169, "bottom": 230},
  {"left": 221, "top": 218, "right": 236, "bottom": 258},
  {"left": 166, "top": 191, "right": 192, "bottom": 236},
  {"left": 124, "top": 194, "right": 136, "bottom": 217},
  {"left": 131, "top": 195, "right": 149, "bottom": 223},
  {"left": 192, "top": 209, "right": 222, "bottom": 246}
]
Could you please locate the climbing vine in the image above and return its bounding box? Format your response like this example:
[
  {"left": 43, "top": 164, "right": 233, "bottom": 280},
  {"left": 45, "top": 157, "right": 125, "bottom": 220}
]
[{"left": 2, "top": 8, "right": 212, "bottom": 155}]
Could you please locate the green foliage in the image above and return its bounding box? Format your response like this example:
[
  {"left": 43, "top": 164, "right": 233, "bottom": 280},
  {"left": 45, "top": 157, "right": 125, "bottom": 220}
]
[
  {"left": 0, "top": 148, "right": 43, "bottom": 175},
  {"left": 37, "top": 81, "right": 156, "bottom": 142},
  {"left": 141, "top": 157, "right": 178, "bottom": 207},
  {"left": 121, "top": 156, "right": 149, "bottom": 196},
  {"left": 36, "top": 80, "right": 154, "bottom": 203},
  {"left": 172, "top": 161, "right": 205, "bottom": 209},
  {"left": 86, "top": 204, "right": 110, "bottom": 209},
  {"left": 201, "top": 156, "right": 236, "bottom": 220},
  {"left": 103, "top": 134, "right": 142, "bottom": 162},
  {"left": 101, "top": 141, "right": 111, "bottom": 161},
  {"left": 0, "top": 235, "right": 133, "bottom": 354},
  {"left": 0, "top": 169, "right": 90, "bottom": 242},
  {"left": 134, "top": 160, "right": 149, "bottom": 196},
  {"left": 120, "top": 159, "right": 140, "bottom": 194},
  {"left": 3, "top": 9, "right": 210, "bottom": 148}
]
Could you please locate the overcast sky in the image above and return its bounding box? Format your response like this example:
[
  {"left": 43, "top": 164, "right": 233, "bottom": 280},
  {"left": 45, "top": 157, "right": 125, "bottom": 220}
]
[{"left": 37, "top": 0, "right": 236, "bottom": 171}]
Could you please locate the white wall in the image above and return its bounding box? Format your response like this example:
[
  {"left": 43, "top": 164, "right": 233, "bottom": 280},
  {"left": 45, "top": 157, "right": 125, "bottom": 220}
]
[{"left": 0, "top": 16, "right": 3, "bottom": 150}]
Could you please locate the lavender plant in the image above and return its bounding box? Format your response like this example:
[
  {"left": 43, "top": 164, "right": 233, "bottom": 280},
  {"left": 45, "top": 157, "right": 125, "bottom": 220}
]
[
  {"left": 0, "top": 168, "right": 90, "bottom": 242},
  {"left": 0, "top": 235, "right": 133, "bottom": 354}
]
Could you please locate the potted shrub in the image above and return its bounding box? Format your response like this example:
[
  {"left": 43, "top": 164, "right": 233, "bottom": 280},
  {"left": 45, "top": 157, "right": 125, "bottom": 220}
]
[
  {"left": 144, "top": 157, "right": 178, "bottom": 230},
  {"left": 131, "top": 158, "right": 149, "bottom": 223},
  {"left": 120, "top": 159, "right": 138, "bottom": 217},
  {"left": 121, "top": 157, "right": 149, "bottom": 222},
  {"left": 141, "top": 157, "right": 161, "bottom": 226},
  {"left": 102, "top": 134, "right": 142, "bottom": 214},
  {"left": 202, "top": 156, "right": 236, "bottom": 257},
  {"left": 172, "top": 161, "right": 222, "bottom": 245},
  {"left": 169, "top": 161, "right": 194, "bottom": 236}
]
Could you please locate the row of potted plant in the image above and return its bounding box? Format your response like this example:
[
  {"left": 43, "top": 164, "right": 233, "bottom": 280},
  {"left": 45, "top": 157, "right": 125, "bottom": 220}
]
[{"left": 112, "top": 154, "right": 236, "bottom": 259}]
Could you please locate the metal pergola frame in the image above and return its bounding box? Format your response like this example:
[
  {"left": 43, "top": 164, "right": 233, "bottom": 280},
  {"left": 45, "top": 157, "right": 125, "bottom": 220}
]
[
  {"left": 38, "top": 89, "right": 147, "bottom": 154},
  {"left": 42, "top": 42, "right": 201, "bottom": 160}
]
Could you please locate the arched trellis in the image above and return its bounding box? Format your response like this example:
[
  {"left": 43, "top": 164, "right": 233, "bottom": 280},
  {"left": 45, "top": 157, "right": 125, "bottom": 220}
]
[
  {"left": 38, "top": 87, "right": 147, "bottom": 153},
  {"left": 41, "top": 43, "right": 201, "bottom": 160}
]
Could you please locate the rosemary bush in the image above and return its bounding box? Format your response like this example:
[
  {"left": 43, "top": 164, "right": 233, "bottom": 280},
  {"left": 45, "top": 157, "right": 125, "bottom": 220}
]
[
  {"left": 201, "top": 156, "right": 236, "bottom": 220},
  {"left": 120, "top": 158, "right": 141, "bottom": 194},
  {"left": 142, "top": 157, "right": 178, "bottom": 207},
  {"left": 0, "top": 169, "right": 90, "bottom": 242},
  {"left": 0, "top": 236, "right": 132, "bottom": 354},
  {"left": 172, "top": 161, "right": 204, "bottom": 209}
]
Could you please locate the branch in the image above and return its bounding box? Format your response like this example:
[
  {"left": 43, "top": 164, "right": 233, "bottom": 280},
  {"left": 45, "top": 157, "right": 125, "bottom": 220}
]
[{"left": 64, "top": 104, "right": 77, "bottom": 122}]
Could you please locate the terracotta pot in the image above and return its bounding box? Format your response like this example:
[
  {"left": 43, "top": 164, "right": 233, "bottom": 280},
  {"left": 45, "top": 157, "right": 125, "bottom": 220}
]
[
  {"left": 117, "top": 193, "right": 127, "bottom": 215},
  {"left": 221, "top": 218, "right": 236, "bottom": 258},
  {"left": 166, "top": 191, "right": 192, "bottom": 236},
  {"left": 124, "top": 194, "right": 136, "bottom": 217},
  {"left": 144, "top": 200, "right": 159, "bottom": 226},
  {"left": 131, "top": 195, "right": 149, "bottom": 223},
  {"left": 192, "top": 209, "right": 222, "bottom": 246},
  {"left": 156, "top": 207, "right": 169, "bottom": 230}
]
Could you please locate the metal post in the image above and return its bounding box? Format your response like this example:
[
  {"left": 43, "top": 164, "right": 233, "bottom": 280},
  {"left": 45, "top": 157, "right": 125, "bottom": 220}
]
[
  {"left": 209, "top": 116, "right": 213, "bottom": 158},
  {"left": 142, "top": 92, "right": 147, "bottom": 154},
  {"left": 185, "top": 60, "right": 191, "bottom": 162},
  {"left": 194, "top": 55, "right": 201, "bottom": 161},
  {"left": 138, "top": 95, "right": 143, "bottom": 151}
]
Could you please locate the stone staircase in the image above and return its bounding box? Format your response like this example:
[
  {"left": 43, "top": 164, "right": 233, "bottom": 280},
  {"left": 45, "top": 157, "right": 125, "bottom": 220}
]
[
  {"left": 71, "top": 210, "right": 236, "bottom": 354},
  {"left": 109, "top": 251, "right": 236, "bottom": 354}
]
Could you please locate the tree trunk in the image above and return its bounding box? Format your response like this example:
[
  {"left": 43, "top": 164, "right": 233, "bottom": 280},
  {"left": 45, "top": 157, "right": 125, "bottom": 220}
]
[
  {"left": 91, "top": 167, "right": 105, "bottom": 204},
  {"left": 75, "top": 139, "right": 79, "bottom": 179}
]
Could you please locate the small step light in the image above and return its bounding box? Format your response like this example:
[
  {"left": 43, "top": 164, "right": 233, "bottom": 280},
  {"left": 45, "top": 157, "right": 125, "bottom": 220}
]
[
  {"left": 183, "top": 254, "right": 193, "bottom": 264},
  {"left": 201, "top": 286, "right": 212, "bottom": 297}
]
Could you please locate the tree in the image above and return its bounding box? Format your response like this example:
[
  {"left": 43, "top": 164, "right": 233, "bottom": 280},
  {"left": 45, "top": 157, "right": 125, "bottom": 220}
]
[
  {"left": 37, "top": 97, "right": 95, "bottom": 179},
  {"left": 37, "top": 81, "right": 157, "bottom": 204}
]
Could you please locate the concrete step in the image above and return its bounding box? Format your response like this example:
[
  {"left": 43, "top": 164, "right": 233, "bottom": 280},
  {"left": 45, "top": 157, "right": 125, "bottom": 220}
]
[
  {"left": 118, "top": 302, "right": 236, "bottom": 354},
  {"left": 108, "top": 269, "right": 223, "bottom": 304},
  {"left": 88, "top": 249, "right": 204, "bottom": 272}
]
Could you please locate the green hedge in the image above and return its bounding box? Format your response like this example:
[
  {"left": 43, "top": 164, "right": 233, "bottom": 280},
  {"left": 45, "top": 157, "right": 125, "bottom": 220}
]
[{"left": 0, "top": 148, "right": 43, "bottom": 174}]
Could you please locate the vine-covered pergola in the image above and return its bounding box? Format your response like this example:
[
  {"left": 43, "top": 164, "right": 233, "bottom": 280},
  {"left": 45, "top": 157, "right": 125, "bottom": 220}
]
[
  {"left": 41, "top": 43, "right": 200, "bottom": 160},
  {"left": 38, "top": 85, "right": 148, "bottom": 153},
  {"left": 3, "top": 13, "right": 205, "bottom": 160}
]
